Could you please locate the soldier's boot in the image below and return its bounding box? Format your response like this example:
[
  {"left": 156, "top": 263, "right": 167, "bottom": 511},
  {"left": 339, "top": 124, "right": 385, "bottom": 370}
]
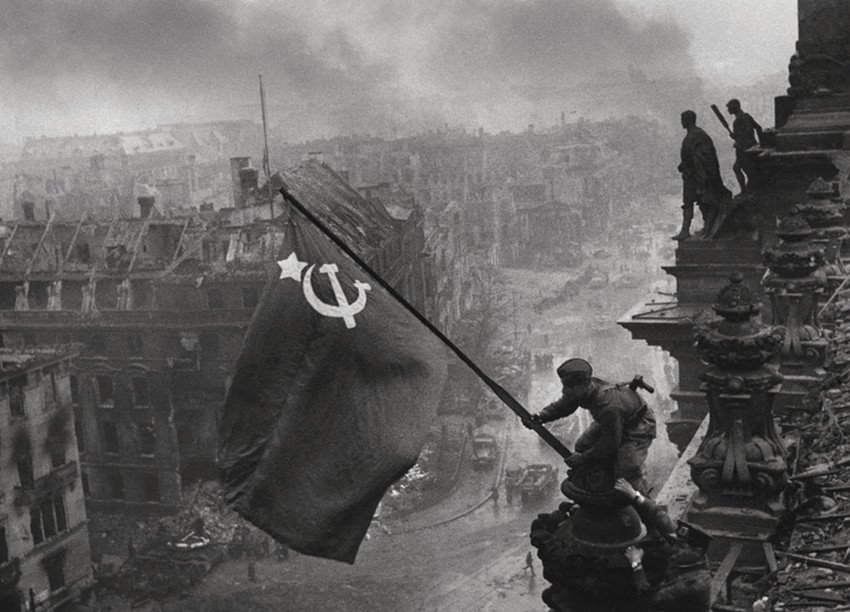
[{"left": 671, "top": 217, "right": 691, "bottom": 241}]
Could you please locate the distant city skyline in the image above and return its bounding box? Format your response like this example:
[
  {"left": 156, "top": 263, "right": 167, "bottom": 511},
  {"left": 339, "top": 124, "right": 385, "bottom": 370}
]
[{"left": 1, "top": 0, "right": 797, "bottom": 143}]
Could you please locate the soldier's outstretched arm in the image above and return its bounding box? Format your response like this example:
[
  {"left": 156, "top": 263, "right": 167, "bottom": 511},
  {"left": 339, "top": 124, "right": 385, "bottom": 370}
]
[{"left": 536, "top": 396, "right": 580, "bottom": 423}]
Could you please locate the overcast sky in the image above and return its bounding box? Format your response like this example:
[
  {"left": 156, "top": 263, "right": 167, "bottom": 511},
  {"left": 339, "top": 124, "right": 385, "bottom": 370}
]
[{"left": 0, "top": 0, "right": 798, "bottom": 142}]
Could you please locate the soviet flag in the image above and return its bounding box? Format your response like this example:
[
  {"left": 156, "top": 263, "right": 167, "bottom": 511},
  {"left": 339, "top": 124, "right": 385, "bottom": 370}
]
[{"left": 218, "top": 205, "right": 448, "bottom": 563}]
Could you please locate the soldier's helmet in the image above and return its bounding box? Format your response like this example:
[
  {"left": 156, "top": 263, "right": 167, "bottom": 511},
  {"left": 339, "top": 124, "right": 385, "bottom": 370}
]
[{"left": 556, "top": 358, "right": 592, "bottom": 386}]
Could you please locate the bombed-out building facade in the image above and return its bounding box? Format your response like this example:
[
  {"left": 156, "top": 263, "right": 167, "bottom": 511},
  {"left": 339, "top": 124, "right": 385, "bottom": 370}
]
[
  {"left": 0, "top": 159, "right": 439, "bottom": 518},
  {"left": 0, "top": 346, "right": 92, "bottom": 611}
]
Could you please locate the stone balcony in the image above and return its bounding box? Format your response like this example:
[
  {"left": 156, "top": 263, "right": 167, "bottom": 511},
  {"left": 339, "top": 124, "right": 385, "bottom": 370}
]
[{"left": 14, "top": 461, "right": 78, "bottom": 507}]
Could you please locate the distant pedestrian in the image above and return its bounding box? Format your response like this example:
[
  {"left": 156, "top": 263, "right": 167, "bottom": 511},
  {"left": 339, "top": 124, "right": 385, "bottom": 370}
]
[
  {"left": 491, "top": 484, "right": 500, "bottom": 505},
  {"left": 524, "top": 551, "right": 536, "bottom": 576},
  {"left": 247, "top": 558, "right": 257, "bottom": 582},
  {"left": 506, "top": 483, "right": 513, "bottom": 504}
]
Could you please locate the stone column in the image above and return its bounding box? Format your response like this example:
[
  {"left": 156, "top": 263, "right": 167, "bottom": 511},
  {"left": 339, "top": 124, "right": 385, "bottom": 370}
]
[
  {"left": 687, "top": 273, "right": 787, "bottom": 538},
  {"left": 762, "top": 215, "right": 827, "bottom": 413}
]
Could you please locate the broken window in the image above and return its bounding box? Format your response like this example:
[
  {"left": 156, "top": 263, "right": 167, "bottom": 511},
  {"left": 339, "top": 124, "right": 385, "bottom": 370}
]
[
  {"left": 74, "top": 418, "right": 85, "bottom": 453},
  {"left": 9, "top": 376, "right": 25, "bottom": 417},
  {"left": 102, "top": 421, "right": 119, "bottom": 453},
  {"left": 206, "top": 287, "right": 224, "bottom": 309},
  {"left": 29, "top": 282, "right": 48, "bottom": 310},
  {"left": 95, "top": 279, "right": 118, "bottom": 310},
  {"left": 96, "top": 375, "right": 113, "bottom": 406},
  {"left": 0, "top": 283, "right": 15, "bottom": 310},
  {"left": 54, "top": 494, "right": 67, "bottom": 532},
  {"left": 30, "top": 507, "right": 43, "bottom": 545},
  {"left": 43, "top": 551, "right": 66, "bottom": 591},
  {"left": 139, "top": 425, "right": 155, "bottom": 455},
  {"left": 142, "top": 474, "right": 161, "bottom": 502},
  {"left": 40, "top": 497, "right": 57, "bottom": 539},
  {"left": 63, "top": 281, "right": 83, "bottom": 311},
  {"left": 107, "top": 472, "right": 124, "bottom": 500},
  {"left": 69, "top": 375, "right": 79, "bottom": 405},
  {"left": 48, "top": 437, "right": 65, "bottom": 469},
  {"left": 200, "top": 332, "right": 220, "bottom": 359},
  {"left": 242, "top": 286, "right": 259, "bottom": 309},
  {"left": 131, "top": 377, "right": 150, "bottom": 408},
  {"left": 16, "top": 437, "right": 34, "bottom": 487},
  {"left": 0, "top": 524, "right": 7, "bottom": 564},
  {"left": 90, "top": 335, "right": 106, "bottom": 355},
  {"left": 43, "top": 368, "right": 57, "bottom": 406},
  {"left": 127, "top": 335, "right": 143, "bottom": 356},
  {"left": 76, "top": 242, "right": 91, "bottom": 264}
]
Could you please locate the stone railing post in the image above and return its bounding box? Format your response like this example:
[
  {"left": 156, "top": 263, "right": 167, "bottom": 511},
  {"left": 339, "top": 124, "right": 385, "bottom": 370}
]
[
  {"left": 762, "top": 215, "right": 827, "bottom": 412},
  {"left": 688, "top": 273, "right": 787, "bottom": 537},
  {"left": 791, "top": 177, "right": 846, "bottom": 296}
]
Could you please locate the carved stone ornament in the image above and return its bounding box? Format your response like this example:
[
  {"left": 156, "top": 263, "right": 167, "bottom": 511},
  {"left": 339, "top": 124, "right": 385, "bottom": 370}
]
[
  {"left": 788, "top": 51, "right": 850, "bottom": 97},
  {"left": 695, "top": 273, "right": 784, "bottom": 370},
  {"left": 762, "top": 216, "right": 825, "bottom": 279},
  {"left": 689, "top": 274, "right": 787, "bottom": 505}
]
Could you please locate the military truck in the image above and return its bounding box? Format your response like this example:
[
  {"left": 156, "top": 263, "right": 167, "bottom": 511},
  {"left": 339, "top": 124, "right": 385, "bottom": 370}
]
[
  {"left": 471, "top": 433, "right": 498, "bottom": 469},
  {"left": 515, "top": 464, "right": 558, "bottom": 502}
]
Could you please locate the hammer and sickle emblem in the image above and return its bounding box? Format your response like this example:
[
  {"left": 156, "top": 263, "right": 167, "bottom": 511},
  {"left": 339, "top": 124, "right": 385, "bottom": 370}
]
[{"left": 302, "top": 263, "right": 371, "bottom": 328}]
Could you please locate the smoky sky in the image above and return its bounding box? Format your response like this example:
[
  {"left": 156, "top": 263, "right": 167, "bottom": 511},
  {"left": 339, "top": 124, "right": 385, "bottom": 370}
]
[{"left": 1, "top": 0, "right": 698, "bottom": 140}]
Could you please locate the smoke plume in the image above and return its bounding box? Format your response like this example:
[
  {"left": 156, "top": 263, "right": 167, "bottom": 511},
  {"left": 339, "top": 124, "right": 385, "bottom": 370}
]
[{"left": 0, "top": 0, "right": 699, "bottom": 139}]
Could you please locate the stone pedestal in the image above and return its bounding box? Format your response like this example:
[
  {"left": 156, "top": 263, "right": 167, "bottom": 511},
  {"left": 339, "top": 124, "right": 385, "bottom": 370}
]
[
  {"left": 531, "top": 463, "right": 651, "bottom": 610},
  {"left": 687, "top": 274, "right": 787, "bottom": 539}
]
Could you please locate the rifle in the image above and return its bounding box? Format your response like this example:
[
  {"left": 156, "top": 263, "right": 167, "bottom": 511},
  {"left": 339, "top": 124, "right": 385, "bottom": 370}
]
[{"left": 710, "top": 104, "right": 733, "bottom": 136}]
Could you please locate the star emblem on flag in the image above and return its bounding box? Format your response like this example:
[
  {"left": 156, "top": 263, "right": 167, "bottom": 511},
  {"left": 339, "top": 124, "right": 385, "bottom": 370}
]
[{"left": 277, "top": 252, "right": 307, "bottom": 281}]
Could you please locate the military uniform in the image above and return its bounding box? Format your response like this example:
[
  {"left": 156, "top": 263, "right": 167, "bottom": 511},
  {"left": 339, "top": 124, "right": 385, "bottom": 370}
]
[
  {"left": 629, "top": 495, "right": 712, "bottom": 612},
  {"left": 536, "top": 359, "right": 656, "bottom": 492}
]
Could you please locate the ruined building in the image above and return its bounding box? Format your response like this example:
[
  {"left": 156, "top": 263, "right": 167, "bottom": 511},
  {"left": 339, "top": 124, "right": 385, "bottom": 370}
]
[
  {"left": 0, "top": 347, "right": 92, "bottom": 611},
  {"left": 0, "top": 159, "right": 435, "bottom": 515}
]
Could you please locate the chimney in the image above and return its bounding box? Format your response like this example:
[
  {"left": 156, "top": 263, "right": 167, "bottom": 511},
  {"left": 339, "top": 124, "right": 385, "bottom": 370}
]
[
  {"left": 138, "top": 195, "right": 155, "bottom": 218},
  {"left": 239, "top": 167, "right": 259, "bottom": 204},
  {"left": 230, "top": 157, "right": 251, "bottom": 208}
]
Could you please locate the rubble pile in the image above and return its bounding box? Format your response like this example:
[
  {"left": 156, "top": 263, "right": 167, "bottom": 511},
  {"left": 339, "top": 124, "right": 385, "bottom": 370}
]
[
  {"left": 759, "top": 305, "right": 850, "bottom": 609},
  {"left": 89, "top": 480, "right": 274, "bottom": 604},
  {"left": 383, "top": 443, "right": 438, "bottom": 517}
]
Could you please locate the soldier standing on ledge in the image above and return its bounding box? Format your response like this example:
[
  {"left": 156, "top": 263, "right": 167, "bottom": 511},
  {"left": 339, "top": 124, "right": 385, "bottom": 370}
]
[
  {"left": 523, "top": 358, "right": 656, "bottom": 494},
  {"left": 726, "top": 98, "right": 764, "bottom": 195},
  {"left": 673, "top": 110, "right": 731, "bottom": 241}
]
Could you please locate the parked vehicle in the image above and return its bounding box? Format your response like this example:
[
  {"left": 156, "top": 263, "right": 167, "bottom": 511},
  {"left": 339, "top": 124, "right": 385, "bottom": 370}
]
[
  {"left": 471, "top": 433, "right": 498, "bottom": 469},
  {"left": 515, "top": 464, "right": 559, "bottom": 502}
]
